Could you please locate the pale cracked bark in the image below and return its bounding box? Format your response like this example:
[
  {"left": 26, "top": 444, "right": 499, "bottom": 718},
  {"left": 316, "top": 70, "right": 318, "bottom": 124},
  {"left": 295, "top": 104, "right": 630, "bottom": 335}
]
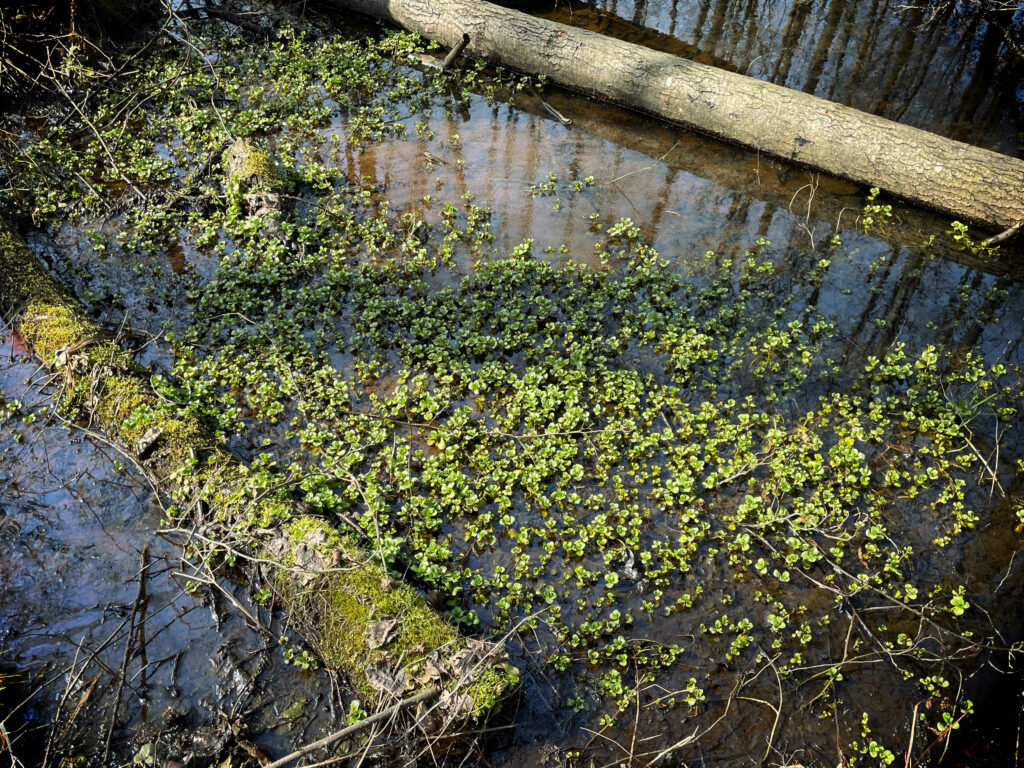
[{"left": 330, "top": 0, "right": 1024, "bottom": 230}]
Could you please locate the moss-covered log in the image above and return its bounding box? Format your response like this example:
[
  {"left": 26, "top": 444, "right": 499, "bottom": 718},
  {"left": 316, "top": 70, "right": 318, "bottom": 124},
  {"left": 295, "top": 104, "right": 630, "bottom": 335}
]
[
  {"left": 326, "top": 0, "right": 1024, "bottom": 230},
  {"left": 0, "top": 217, "right": 517, "bottom": 720}
]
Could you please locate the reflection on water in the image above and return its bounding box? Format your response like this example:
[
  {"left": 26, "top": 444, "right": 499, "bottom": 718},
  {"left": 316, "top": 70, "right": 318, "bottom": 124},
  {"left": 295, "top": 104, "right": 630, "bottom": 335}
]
[
  {"left": 539, "top": 0, "right": 1023, "bottom": 154},
  {"left": 6, "top": 5, "right": 1024, "bottom": 764},
  {"left": 0, "top": 334, "right": 342, "bottom": 765},
  {"left": 263, "top": 42, "right": 1024, "bottom": 764}
]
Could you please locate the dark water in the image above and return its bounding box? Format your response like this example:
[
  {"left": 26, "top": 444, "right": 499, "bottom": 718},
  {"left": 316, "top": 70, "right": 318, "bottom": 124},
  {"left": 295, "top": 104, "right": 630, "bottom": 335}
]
[
  {"left": 3, "top": 0, "right": 1024, "bottom": 765},
  {"left": 0, "top": 330, "right": 347, "bottom": 766},
  {"left": 539, "top": 0, "right": 1023, "bottom": 155}
]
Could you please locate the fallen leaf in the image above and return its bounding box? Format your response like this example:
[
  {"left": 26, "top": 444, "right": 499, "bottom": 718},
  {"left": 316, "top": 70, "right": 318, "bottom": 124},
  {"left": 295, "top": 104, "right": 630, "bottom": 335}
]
[{"left": 365, "top": 617, "right": 400, "bottom": 650}]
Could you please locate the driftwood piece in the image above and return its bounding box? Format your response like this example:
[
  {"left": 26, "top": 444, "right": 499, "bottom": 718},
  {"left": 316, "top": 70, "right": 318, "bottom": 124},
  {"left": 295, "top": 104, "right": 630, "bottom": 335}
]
[
  {"left": 326, "top": 0, "right": 1024, "bottom": 230},
  {"left": 442, "top": 32, "right": 471, "bottom": 69}
]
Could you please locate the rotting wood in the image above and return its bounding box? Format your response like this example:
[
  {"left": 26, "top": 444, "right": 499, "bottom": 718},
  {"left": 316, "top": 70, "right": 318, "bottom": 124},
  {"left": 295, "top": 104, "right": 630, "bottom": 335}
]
[
  {"left": 324, "top": 0, "right": 1024, "bottom": 230},
  {"left": 0, "top": 217, "right": 517, "bottom": 732},
  {"left": 443, "top": 32, "right": 471, "bottom": 69}
]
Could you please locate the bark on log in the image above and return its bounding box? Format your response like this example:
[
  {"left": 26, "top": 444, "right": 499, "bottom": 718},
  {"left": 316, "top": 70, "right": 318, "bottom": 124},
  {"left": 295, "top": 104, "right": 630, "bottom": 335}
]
[{"left": 327, "top": 0, "right": 1024, "bottom": 231}]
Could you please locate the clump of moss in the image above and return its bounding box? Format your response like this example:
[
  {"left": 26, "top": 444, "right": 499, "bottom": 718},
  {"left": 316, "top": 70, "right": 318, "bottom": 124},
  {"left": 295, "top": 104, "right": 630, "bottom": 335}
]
[
  {"left": 19, "top": 303, "right": 96, "bottom": 358},
  {"left": 224, "top": 138, "right": 283, "bottom": 192},
  {"left": 0, "top": 219, "right": 99, "bottom": 355},
  {"left": 467, "top": 663, "right": 520, "bottom": 716}
]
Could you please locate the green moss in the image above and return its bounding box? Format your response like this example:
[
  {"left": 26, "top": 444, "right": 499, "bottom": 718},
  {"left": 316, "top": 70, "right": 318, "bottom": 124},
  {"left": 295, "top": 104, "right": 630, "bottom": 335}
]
[
  {"left": 224, "top": 139, "right": 283, "bottom": 191},
  {"left": 20, "top": 302, "right": 98, "bottom": 358},
  {"left": 269, "top": 519, "right": 466, "bottom": 698},
  {"left": 283, "top": 516, "right": 341, "bottom": 551},
  {"left": 82, "top": 373, "right": 213, "bottom": 482},
  {"left": 0, "top": 226, "right": 212, "bottom": 485},
  {"left": 93, "top": 375, "right": 151, "bottom": 428},
  {"left": 0, "top": 220, "right": 106, "bottom": 360},
  {"left": 0, "top": 221, "right": 77, "bottom": 306},
  {"left": 266, "top": 516, "right": 519, "bottom": 709}
]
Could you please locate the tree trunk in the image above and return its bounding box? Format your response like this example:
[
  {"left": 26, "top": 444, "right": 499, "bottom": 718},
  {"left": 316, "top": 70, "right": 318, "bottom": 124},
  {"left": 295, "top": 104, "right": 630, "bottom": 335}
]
[{"left": 328, "top": 0, "right": 1024, "bottom": 231}]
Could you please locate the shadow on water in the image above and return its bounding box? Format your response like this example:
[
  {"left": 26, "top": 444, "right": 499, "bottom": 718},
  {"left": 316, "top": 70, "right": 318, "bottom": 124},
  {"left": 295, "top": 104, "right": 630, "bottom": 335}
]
[
  {"left": 4, "top": 1, "right": 1024, "bottom": 765},
  {"left": 0, "top": 331, "right": 346, "bottom": 766}
]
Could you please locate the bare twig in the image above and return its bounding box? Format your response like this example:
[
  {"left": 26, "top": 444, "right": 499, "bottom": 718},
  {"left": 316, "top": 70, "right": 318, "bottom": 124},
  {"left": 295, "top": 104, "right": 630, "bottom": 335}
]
[
  {"left": 263, "top": 686, "right": 439, "bottom": 768},
  {"left": 171, "top": 566, "right": 271, "bottom": 637},
  {"left": 102, "top": 544, "right": 150, "bottom": 765},
  {"left": 905, "top": 699, "right": 923, "bottom": 768},
  {"left": 789, "top": 173, "right": 819, "bottom": 248}
]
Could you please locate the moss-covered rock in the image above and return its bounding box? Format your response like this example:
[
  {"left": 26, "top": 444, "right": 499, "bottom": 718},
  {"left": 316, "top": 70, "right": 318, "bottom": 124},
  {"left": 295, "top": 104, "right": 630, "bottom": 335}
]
[
  {"left": 224, "top": 138, "right": 283, "bottom": 192},
  {"left": 223, "top": 138, "right": 288, "bottom": 231}
]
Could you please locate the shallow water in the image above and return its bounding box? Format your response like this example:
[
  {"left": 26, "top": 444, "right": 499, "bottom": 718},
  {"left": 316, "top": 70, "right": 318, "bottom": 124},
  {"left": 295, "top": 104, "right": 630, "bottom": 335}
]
[
  {"left": 0, "top": 330, "right": 348, "bottom": 766},
  {"left": 4, "top": 2, "right": 1024, "bottom": 766}
]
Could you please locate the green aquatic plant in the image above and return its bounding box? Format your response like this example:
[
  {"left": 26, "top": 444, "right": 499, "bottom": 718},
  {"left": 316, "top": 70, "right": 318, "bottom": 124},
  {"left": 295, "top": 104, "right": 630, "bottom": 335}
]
[
  {"left": 5, "top": 13, "right": 1023, "bottom": 765},
  {"left": 170, "top": 208, "right": 1020, "bottom": 756}
]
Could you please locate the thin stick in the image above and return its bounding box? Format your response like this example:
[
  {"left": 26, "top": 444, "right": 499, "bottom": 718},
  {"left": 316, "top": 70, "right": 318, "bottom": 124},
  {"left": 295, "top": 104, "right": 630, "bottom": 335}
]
[
  {"left": 263, "top": 687, "right": 439, "bottom": 768},
  {"left": 531, "top": 85, "right": 573, "bottom": 127},
  {"left": 982, "top": 220, "right": 1023, "bottom": 247},
  {"left": 171, "top": 566, "right": 271, "bottom": 636},
  {"left": 443, "top": 34, "right": 471, "bottom": 69},
  {"left": 102, "top": 544, "right": 150, "bottom": 765},
  {"left": 39, "top": 613, "right": 134, "bottom": 766},
  {"left": 45, "top": 76, "right": 148, "bottom": 202},
  {"left": 905, "top": 700, "right": 922, "bottom": 768},
  {"left": 607, "top": 138, "right": 682, "bottom": 184}
]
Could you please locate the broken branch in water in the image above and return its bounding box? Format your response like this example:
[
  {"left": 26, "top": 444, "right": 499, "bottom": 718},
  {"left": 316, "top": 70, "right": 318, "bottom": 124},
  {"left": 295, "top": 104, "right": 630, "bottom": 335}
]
[
  {"left": 263, "top": 686, "right": 439, "bottom": 768},
  {"left": 442, "top": 33, "right": 470, "bottom": 69},
  {"left": 981, "top": 220, "right": 1023, "bottom": 247}
]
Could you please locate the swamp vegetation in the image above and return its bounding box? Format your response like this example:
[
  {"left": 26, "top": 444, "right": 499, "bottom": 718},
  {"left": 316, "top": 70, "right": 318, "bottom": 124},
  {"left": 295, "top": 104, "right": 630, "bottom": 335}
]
[{"left": 1, "top": 1, "right": 1024, "bottom": 766}]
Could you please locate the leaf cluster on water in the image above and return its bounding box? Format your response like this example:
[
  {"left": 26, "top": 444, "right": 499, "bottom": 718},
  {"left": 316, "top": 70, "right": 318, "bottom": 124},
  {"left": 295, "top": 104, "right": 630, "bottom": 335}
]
[{"left": 5, "top": 15, "right": 1024, "bottom": 765}]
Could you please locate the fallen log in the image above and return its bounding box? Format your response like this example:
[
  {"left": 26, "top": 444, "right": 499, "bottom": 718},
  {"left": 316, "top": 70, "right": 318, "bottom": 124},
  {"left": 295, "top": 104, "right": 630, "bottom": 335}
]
[
  {"left": 0, "top": 217, "right": 518, "bottom": 729},
  {"left": 328, "top": 0, "right": 1024, "bottom": 231}
]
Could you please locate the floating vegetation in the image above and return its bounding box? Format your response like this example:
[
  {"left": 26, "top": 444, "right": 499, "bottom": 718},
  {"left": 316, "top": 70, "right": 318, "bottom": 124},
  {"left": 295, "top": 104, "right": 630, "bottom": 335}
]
[
  {"left": 3, "top": 12, "right": 1024, "bottom": 766},
  {"left": 174, "top": 210, "right": 1021, "bottom": 762}
]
